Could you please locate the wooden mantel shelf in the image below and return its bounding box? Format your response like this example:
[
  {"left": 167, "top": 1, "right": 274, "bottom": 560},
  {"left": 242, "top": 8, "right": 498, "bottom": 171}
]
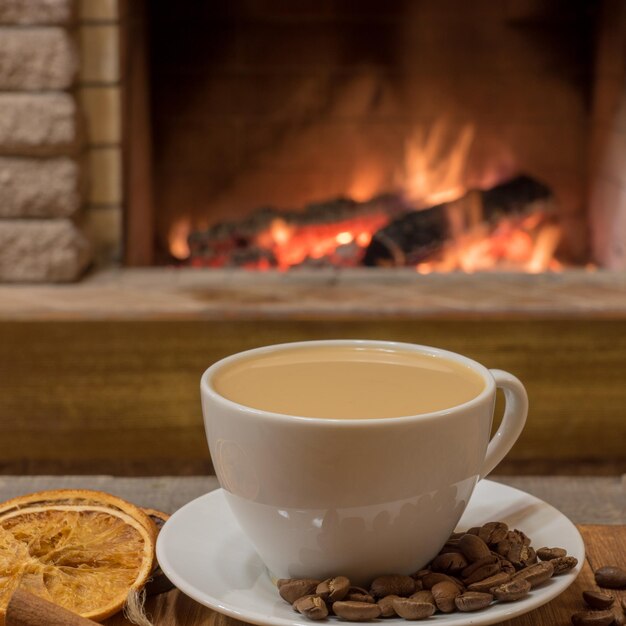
[
  {"left": 1, "top": 268, "right": 626, "bottom": 321},
  {"left": 2, "top": 268, "right": 626, "bottom": 474}
]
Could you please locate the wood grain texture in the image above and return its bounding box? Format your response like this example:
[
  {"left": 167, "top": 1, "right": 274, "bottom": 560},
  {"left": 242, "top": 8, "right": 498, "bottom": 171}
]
[
  {"left": 101, "top": 525, "right": 625, "bottom": 625},
  {"left": 1, "top": 269, "right": 626, "bottom": 320},
  {"left": 0, "top": 319, "right": 625, "bottom": 474}
]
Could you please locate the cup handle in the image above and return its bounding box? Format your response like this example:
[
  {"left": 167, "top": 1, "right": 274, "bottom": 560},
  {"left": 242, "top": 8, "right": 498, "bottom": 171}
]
[{"left": 480, "top": 369, "right": 528, "bottom": 479}]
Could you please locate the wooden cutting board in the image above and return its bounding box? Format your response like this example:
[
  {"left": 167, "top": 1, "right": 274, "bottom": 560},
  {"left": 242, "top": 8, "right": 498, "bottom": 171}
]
[{"left": 104, "top": 525, "right": 625, "bottom": 626}]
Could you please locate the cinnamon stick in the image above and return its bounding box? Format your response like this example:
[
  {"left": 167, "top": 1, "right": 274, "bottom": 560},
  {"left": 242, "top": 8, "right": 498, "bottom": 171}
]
[{"left": 6, "top": 589, "right": 98, "bottom": 626}]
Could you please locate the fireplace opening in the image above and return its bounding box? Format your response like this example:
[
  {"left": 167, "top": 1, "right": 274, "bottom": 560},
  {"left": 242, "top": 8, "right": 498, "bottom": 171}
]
[{"left": 124, "top": 1, "right": 626, "bottom": 271}]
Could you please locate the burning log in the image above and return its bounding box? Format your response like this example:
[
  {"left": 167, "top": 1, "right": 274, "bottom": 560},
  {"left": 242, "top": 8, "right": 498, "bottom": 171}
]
[
  {"left": 187, "top": 194, "right": 406, "bottom": 268},
  {"left": 363, "top": 176, "right": 554, "bottom": 267},
  {"left": 184, "top": 175, "right": 557, "bottom": 271}
]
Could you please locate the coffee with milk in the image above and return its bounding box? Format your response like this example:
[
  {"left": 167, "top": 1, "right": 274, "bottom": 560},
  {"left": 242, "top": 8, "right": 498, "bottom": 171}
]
[{"left": 213, "top": 344, "right": 486, "bottom": 419}]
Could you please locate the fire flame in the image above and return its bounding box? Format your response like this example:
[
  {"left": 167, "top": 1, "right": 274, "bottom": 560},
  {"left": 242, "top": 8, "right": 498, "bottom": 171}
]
[
  {"left": 402, "top": 121, "right": 475, "bottom": 207},
  {"left": 255, "top": 214, "right": 388, "bottom": 269},
  {"left": 414, "top": 215, "right": 561, "bottom": 274},
  {"left": 171, "top": 117, "right": 565, "bottom": 273},
  {"left": 169, "top": 218, "right": 192, "bottom": 260}
]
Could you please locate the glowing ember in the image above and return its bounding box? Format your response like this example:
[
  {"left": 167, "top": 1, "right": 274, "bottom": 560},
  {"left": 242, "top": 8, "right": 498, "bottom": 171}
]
[
  {"left": 173, "top": 117, "right": 565, "bottom": 272},
  {"left": 255, "top": 213, "right": 391, "bottom": 269},
  {"left": 336, "top": 231, "right": 353, "bottom": 245},
  {"left": 180, "top": 183, "right": 562, "bottom": 271},
  {"left": 414, "top": 214, "right": 561, "bottom": 274}
]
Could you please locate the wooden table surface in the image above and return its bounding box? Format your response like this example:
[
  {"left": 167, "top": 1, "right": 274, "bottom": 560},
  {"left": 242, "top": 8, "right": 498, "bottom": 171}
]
[
  {"left": 101, "top": 525, "right": 626, "bottom": 626},
  {"left": 1, "top": 476, "right": 622, "bottom": 625}
]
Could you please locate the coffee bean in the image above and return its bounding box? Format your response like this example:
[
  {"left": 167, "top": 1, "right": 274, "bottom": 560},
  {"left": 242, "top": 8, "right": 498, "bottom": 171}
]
[
  {"left": 551, "top": 556, "right": 579, "bottom": 575},
  {"left": 376, "top": 594, "right": 400, "bottom": 617},
  {"left": 273, "top": 521, "right": 570, "bottom": 620},
  {"left": 438, "top": 547, "right": 465, "bottom": 557},
  {"left": 292, "top": 594, "right": 315, "bottom": 612},
  {"left": 370, "top": 575, "right": 415, "bottom": 598},
  {"left": 459, "top": 533, "right": 492, "bottom": 562},
  {"left": 492, "top": 578, "right": 531, "bottom": 602},
  {"left": 537, "top": 547, "right": 567, "bottom": 561},
  {"left": 391, "top": 598, "right": 436, "bottom": 620},
  {"left": 431, "top": 581, "right": 461, "bottom": 613},
  {"left": 492, "top": 552, "right": 516, "bottom": 575},
  {"left": 505, "top": 543, "right": 527, "bottom": 568},
  {"left": 421, "top": 572, "right": 464, "bottom": 590},
  {"left": 293, "top": 595, "right": 329, "bottom": 620},
  {"left": 467, "top": 571, "right": 511, "bottom": 593},
  {"left": 501, "top": 542, "right": 536, "bottom": 570},
  {"left": 512, "top": 561, "right": 554, "bottom": 588},
  {"left": 478, "top": 522, "right": 509, "bottom": 546},
  {"left": 333, "top": 601, "right": 382, "bottom": 621},
  {"left": 439, "top": 538, "right": 463, "bottom": 554},
  {"left": 496, "top": 540, "right": 512, "bottom": 557},
  {"left": 454, "top": 591, "right": 493, "bottom": 612},
  {"left": 409, "top": 590, "right": 435, "bottom": 604},
  {"left": 346, "top": 587, "right": 375, "bottom": 604},
  {"left": 507, "top": 529, "right": 531, "bottom": 546},
  {"left": 431, "top": 552, "right": 469, "bottom": 574},
  {"left": 594, "top": 565, "right": 626, "bottom": 589},
  {"left": 496, "top": 535, "right": 532, "bottom": 563},
  {"left": 519, "top": 545, "right": 536, "bottom": 568},
  {"left": 582, "top": 590, "right": 614, "bottom": 610},
  {"left": 278, "top": 579, "right": 320, "bottom": 604},
  {"left": 570, "top": 609, "right": 615, "bottom": 626},
  {"left": 411, "top": 569, "right": 431, "bottom": 581},
  {"left": 461, "top": 555, "right": 498, "bottom": 578},
  {"left": 316, "top": 576, "right": 350, "bottom": 602},
  {"left": 463, "top": 562, "right": 501, "bottom": 585}
]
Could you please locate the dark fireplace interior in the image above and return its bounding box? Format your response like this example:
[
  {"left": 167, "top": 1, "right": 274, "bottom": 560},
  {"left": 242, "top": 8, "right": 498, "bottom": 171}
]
[{"left": 127, "top": 0, "right": 625, "bottom": 271}]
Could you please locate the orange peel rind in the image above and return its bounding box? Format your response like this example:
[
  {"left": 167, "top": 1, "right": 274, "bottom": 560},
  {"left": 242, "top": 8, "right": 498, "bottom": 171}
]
[{"left": 0, "top": 489, "right": 157, "bottom": 624}]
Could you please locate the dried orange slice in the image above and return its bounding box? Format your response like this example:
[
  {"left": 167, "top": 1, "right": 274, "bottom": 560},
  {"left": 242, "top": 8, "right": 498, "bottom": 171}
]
[{"left": 0, "top": 489, "right": 156, "bottom": 624}]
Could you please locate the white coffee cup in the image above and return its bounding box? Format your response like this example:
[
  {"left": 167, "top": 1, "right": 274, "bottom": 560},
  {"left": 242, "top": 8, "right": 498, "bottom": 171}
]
[{"left": 201, "top": 340, "right": 527, "bottom": 584}]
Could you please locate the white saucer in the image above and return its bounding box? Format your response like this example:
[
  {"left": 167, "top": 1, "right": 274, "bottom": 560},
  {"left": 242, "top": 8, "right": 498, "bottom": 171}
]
[{"left": 156, "top": 480, "right": 584, "bottom": 626}]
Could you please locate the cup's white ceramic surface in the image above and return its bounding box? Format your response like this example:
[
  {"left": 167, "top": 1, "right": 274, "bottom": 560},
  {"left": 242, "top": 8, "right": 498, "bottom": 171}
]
[{"left": 201, "top": 340, "right": 528, "bottom": 584}]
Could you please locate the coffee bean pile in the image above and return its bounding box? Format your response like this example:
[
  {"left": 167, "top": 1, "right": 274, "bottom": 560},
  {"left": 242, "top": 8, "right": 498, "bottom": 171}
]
[
  {"left": 276, "top": 520, "right": 578, "bottom": 621},
  {"left": 569, "top": 565, "right": 626, "bottom": 626}
]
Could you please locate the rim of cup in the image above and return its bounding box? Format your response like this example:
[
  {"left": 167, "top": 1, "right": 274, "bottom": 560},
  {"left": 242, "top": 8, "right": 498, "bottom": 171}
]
[{"left": 201, "top": 339, "right": 496, "bottom": 426}]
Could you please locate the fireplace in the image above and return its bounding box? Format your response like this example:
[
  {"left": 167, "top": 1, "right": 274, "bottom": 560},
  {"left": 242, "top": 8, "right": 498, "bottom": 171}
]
[
  {"left": 118, "top": 0, "right": 626, "bottom": 272},
  {"left": 0, "top": 0, "right": 624, "bottom": 280}
]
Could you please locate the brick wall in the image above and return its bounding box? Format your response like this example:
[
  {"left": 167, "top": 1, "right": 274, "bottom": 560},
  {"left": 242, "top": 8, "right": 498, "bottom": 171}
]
[
  {"left": 78, "top": 0, "right": 123, "bottom": 266},
  {"left": 0, "top": 0, "right": 90, "bottom": 281},
  {"left": 0, "top": 0, "right": 124, "bottom": 281}
]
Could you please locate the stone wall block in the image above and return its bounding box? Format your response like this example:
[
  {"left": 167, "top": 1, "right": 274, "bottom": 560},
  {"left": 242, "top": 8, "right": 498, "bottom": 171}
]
[
  {"left": 0, "top": 219, "right": 91, "bottom": 282},
  {"left": 0, "top": 28, "right": 77, "bottom": 89},
  {"left": 0, "top": 0, "right": 75, "bottom": 25},
  {"left": 0, "top": 157, "right": 80, "bottom": 217},
  {"left": 0, "top": 93, "right": 79, "bottom": 155}
]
